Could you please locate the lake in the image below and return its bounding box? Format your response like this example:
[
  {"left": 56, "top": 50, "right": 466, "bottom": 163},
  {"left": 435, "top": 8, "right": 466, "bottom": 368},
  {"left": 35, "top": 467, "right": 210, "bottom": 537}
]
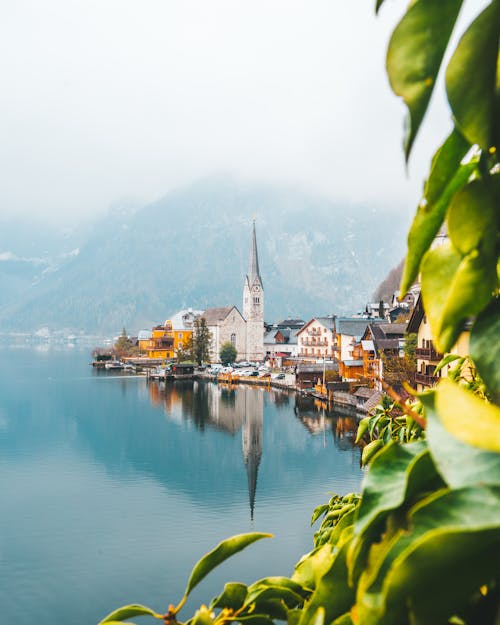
[{"left": 0, "top": 346, "right": 363, "bottom": 625}]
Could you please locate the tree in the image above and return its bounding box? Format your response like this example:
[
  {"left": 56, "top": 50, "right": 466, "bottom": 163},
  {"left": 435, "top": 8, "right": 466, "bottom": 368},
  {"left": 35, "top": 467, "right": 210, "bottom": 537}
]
[
  {"left": 175, "top": 336, "right": 194, "bottom": 363},
  {"left": 114, "top": 327, "right": 134, "bottom": 358},
  {"left": 380, "top": 332, "right": 417, "bottom": 393},
  {"left": 191, "top": 317, "right": 212, "bottom": 366},
  {"left": 219, "top": 341, "right": 237, "bottom": 366}
]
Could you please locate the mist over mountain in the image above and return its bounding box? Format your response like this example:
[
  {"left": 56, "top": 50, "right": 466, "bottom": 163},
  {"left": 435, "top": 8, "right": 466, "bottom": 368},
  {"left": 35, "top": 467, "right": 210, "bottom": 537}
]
[{"left": 0, "top": 177, "right": 409, "bottom": 335}]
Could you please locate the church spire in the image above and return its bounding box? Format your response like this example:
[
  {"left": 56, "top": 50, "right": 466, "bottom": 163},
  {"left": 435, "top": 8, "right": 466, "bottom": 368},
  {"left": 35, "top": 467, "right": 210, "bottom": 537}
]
[{"left": 247, "top": 219, "right": 262, "bottom": 288}]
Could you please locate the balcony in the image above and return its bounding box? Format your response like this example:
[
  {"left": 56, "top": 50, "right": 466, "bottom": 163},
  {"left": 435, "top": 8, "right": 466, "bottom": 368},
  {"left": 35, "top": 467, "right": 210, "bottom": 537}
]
[
  {"left": 415, "top": 346, "right": 442, "bottom": 361},
  {"left": 301, "top": 339, "right": 329, "bottom": 347},
  {"left": 153, "top": 339, "right": 174, "bottom": 348},
  {"left": 415, "top": 372, "right": 439, "bottom": 387}
]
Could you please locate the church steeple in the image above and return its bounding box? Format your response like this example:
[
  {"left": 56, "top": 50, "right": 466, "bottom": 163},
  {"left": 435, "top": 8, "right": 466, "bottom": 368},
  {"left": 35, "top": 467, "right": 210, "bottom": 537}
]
[
  {"left": 247, "top": 220, "right": 262, "bottom": 289},
  {"left": 243, "top": 220, "right": 264, "bottom": 361}
]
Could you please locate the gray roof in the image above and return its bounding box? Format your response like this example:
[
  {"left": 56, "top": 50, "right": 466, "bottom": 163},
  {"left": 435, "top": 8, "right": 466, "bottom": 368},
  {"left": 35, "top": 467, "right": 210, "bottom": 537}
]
[
  {"left": 354, "top": 387, "right": 374, "bottom": 399},
  {"left": 365, "top": 390, "right": 384, "bottom": 413},
  {"left": 370, "top": 322, "right": 407, "bottom": 340},
  {"left": 335, "top": 317, "right": 377, "bottom": 339},
  {"left": 276, "top": 318, "right": 306, "bottom": 329},
  {"left": 203, "top": 306, "right": 241, "bottom": 325}
]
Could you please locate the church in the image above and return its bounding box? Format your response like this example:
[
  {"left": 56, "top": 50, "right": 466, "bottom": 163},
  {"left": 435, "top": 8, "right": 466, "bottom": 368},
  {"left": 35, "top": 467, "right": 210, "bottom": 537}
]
[{"left": 203, "top": 221, "right": 265, "bottom": 362}]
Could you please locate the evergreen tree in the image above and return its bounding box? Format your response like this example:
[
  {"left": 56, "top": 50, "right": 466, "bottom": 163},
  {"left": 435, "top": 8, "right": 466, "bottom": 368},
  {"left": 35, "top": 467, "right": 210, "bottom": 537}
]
[{"left": 192, "top": 317, "right": 212, "bottom": 366}]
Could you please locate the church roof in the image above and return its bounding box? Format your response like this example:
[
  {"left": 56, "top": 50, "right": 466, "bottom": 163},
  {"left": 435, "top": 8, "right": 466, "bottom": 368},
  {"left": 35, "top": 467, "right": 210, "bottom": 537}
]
[{"left": 203, "top": 305, "right": 243, "bottom": 325}]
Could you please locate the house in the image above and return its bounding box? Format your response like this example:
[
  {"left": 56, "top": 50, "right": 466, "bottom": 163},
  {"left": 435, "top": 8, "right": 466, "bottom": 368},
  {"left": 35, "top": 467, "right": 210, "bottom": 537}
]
[
  {"left": 264, "top": 319, "right": 304, "bottom": 364},
  {"left": 144, "top": 321, "right": 175, "bottom": 359},
  {"left": 138, "top": 329, "right": 152, "bottom": 352},
  {"left": 296, "top": 317, "right": 336, "bottom": 360},
  {"left": 407, "top": 294, "right": 470, "bottom": 392},
  {"left": 170, "top": 308, "right": 203, "bottom": 354},
  {"left": 359, "top": 322, "right": 408, "bottom": 390},
  {"left": 332, "top": 316, "right": 383, "bottom": 365}
]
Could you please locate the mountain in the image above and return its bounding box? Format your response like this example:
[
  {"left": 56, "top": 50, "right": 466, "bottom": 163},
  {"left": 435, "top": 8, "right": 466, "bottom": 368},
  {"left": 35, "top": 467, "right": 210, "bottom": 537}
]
[{"left": 0, "top": 177, "right": 409, "bottom": 334}]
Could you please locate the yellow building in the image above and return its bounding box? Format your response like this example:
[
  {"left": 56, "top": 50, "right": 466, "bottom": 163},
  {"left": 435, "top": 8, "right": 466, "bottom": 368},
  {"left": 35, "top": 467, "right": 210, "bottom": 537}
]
[
  {"left": 408, "top": 294, "right": 470, "bottom": 392},
  {"left": 145, "top": 321, "right": 175, "bottom": 360},
  {"left": 139, "top": 309, "right": 203, "bottom": 361}
]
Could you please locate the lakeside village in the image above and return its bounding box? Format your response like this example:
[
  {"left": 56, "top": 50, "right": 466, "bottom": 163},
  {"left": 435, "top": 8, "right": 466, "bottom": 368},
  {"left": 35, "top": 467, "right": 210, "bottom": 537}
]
[{"left": 93, "top": 224, "right": 469, "bottom": 415}]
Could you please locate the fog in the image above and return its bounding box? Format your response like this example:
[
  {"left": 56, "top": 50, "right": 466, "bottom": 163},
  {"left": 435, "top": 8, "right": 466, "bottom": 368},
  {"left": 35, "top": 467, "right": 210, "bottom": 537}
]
[{"left": 0, "top": 1, "right": 479, "bottom": 223}]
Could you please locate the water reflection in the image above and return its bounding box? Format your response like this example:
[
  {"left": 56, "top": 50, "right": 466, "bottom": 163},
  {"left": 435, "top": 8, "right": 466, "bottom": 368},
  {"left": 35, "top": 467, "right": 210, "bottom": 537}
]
[
  {"left": 146, "top": 380, "right": 360, "bottom": 517},
  {"left": 0, "top": 348, "right": 363, "bottom": 625}
]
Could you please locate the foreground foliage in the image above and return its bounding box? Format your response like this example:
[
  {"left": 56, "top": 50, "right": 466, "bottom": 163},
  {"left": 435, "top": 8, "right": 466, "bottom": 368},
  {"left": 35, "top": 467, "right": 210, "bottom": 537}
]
[{"left": 100, "top": 1, "right": 499, "bottom": 624}]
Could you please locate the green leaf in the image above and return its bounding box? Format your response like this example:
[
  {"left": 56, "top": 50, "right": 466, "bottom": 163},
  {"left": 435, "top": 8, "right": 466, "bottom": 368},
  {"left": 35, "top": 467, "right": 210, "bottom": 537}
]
[
  {"left": 375, "top": 0, "right": 386, "bottom": 16},
  {"left": 233, "top": 616, "right": 275, "bottom": 625},
  {"left": 436, "top": 379, "right": 500, "bottom": 452},
  {"left": 98, "top": 604, "right": 160, "bottom": 624},
  {"left": 356, "top": 485, "right": 500, "bottom": 625},
  {"left": 400, "top": 131, "right": 476, "bottom": 294},
  {"left": 433, "top": 353, "right": 462, "bottom": 375},
  {"left": 243, "top": 585, "right": 305, "bottom": 611},
  {"left": 184, "top": 533, "right": 272, "bottom": 598},
  {"left": 297, "top": 533, "right": 355, "bottom": 625},
  {"left": 470, "top": 297, "right": 500, "bottom": 403},
  {"left": 331, "top": 614, "right": 353, "bottom": 625},
  {"left": 244, "top": 577, "right": 309, "bottom": 614},
  {"left": 355, "top": 417, "right": 370, "bottom": 444},
  {"left": 247, "top": 577, "right": 309, "bottom": 599},
  {"left": 349, "top": 442, "right": 444, "bottom": 585},
  {"left": 361, "top": 439, "right": 384, "bottom": 466},
  {"left": 292, "top": 544, "right": 335, "bottom": 591},
  {"left": 355, "top": 441, "right": 430, "bottom": 536},
  {"left": 422, "top": 390, "right": 500, "bottom": 487},
  {"left": 446, "top": 1, "right": 500, "bottom": 150},
  {"left": 387, "top": 0, "right": 463, "bottom": 160},
  {"left": 421, "top": 242, "right": 497, "bottom": 353},
  {"left": 210, "top": 582, "right": 248, "bottom": 610},
  {"left": 447, "top": 178, "right": 497, "bottom": 256},
  {"left": 287, "top": 609, "right": 302, "bottom": 625},
  {"left": 311, "top": 503, "right": 329, "bottom": 526}
]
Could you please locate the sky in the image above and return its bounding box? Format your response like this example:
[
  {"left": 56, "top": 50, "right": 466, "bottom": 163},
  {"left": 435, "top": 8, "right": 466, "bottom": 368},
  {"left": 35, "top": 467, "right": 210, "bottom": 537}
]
[{"left": 0, "top": 1, "right": 482, "bottom": 224}]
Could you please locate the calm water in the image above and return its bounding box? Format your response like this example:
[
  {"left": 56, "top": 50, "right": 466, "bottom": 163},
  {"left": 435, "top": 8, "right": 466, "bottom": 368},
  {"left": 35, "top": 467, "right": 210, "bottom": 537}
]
[{"left": 0, "top": 347, "right": 363, "bottom": 625}]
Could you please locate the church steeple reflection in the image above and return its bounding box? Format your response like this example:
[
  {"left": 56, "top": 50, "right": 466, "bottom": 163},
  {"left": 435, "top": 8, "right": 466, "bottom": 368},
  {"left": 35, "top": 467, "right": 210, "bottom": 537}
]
[
  {"left": 148, "top": 379, "right": 264, "bottom": 518},
  {"left": 241, "top": 387, "right": 263, "bottom": 520}
]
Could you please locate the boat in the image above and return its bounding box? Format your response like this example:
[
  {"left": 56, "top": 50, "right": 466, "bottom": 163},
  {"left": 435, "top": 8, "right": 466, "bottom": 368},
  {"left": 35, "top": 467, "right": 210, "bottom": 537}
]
[{"left": 104, "top": 360, "right": 125, "bottom": 370}]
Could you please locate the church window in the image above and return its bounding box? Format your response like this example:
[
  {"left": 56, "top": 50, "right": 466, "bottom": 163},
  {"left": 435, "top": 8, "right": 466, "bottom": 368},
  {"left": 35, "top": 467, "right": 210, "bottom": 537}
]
[
  {"left": 231, "top": 333, "right": 236, "bottom": 347},
  {"left": 253, "top": 297, "right": 260, "bottom": 304}
]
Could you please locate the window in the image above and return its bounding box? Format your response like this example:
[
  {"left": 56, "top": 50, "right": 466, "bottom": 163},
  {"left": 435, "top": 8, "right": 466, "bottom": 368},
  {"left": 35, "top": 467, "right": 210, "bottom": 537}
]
[
  {"left": 231, "top": 333, "right": 236, "bottom": 347},
  {"left": 253, "top": 297, "right": 260, "bottom": 304}
]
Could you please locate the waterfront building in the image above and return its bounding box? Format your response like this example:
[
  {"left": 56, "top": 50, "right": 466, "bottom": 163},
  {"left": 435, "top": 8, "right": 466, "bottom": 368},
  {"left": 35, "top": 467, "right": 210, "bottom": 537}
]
[
  {"left": 296, "top": 317, "right": 336, "bottom": 360},
  {"left": 144, "top": 321, "right": 175, "bottom": 359},
  {"left": 170, "top": 308, "right": 204, "bottom": 354}
]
